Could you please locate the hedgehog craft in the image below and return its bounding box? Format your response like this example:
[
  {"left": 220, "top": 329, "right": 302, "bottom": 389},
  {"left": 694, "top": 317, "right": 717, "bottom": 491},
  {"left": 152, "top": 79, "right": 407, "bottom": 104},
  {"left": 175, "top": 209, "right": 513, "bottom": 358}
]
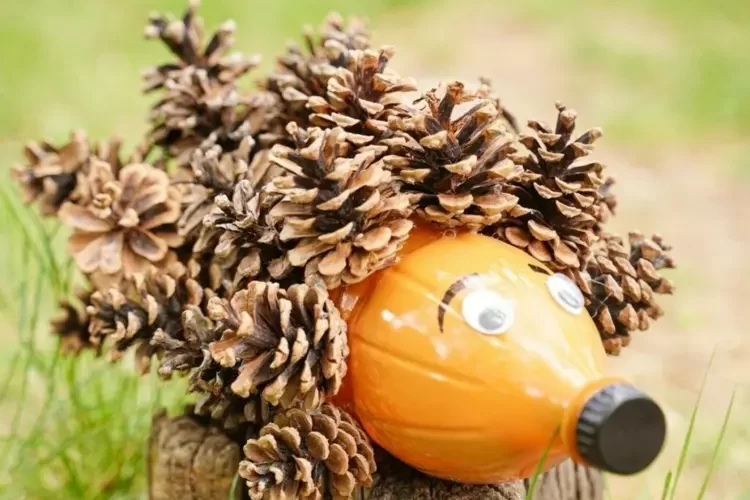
[{"left": 13, "top": 2, "right": 676, "bottom": 499}]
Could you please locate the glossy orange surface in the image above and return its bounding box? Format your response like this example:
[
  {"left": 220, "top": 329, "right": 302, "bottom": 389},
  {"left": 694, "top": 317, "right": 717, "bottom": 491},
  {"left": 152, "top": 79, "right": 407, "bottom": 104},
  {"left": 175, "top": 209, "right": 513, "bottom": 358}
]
[{"left": 333, "top": 224, "right": 623, "bottom": 483}]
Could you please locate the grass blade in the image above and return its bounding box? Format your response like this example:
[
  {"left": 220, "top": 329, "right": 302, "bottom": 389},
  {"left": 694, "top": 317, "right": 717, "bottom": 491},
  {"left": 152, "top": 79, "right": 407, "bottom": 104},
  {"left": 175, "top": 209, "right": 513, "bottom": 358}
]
[
  {"left": 13, "top": 347, "right": 62, "bottom": 463},
  {"left": 0, "top": 352, "right": 21, "bottom": 403},
  {"left": 604, "top": 475, "right": 613, "bottom": 500},
  {"left": 228, "top": 472, "right": 240, "bottom": 500},
  {"left": 695, "top": 389, "right": 736, "bottom": 500},
  {"left": 0, "top": 248, "right": 29, "bottom": 468},
  {"left": 660, "top": 471, "right": 673, "bottom": 500},
  {"left": 5, "top": 261, "right": 45, "bottom": 469},
  {"left": 524, "top": 428, "right": 558, "bottom": 500},
  {"left": 0, "top": 187, "right": 53, "bottom": 280},
  {"left": 30, "top": 214, "right": 65, "bottom": 294},
  {"left": 668, "top": 348, "right": 716, "bottom": 500}
]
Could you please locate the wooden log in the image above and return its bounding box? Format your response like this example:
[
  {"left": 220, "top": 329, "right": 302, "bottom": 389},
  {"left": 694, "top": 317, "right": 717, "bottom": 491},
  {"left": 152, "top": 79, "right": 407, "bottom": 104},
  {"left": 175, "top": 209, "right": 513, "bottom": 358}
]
[
  {"left": 147, "top": 411, "right": 604, "bottom": 500},
  {"left": 365, "top": 450, "right": 526, "bottom": 499},
  {"left": 528, "top": 459, "right": 605, "bottom": 500},
  {"left": 365, "top": 451, "right": 604, "bottom": 500},
  {"left": 147, "top": 410, "right": 243, "bottom": 500}
]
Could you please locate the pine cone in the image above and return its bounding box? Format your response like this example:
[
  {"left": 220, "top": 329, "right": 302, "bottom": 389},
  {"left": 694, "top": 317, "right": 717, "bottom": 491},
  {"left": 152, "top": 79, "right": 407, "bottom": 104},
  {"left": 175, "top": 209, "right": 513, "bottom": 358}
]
[
  {"left": 267, "top": 125, "right": 416, "bottom": 289},
  {"left": 306, "top": 45, "right": 416, "bottom": 135},
  {"left": 383, "top": 81, "right": 521, "bottom": 231},
  {"left": 12, "top": 128, "right": 158, "bottom": 218},
  {"left": 143, "top": 0, "right": 257, "bottom": 92},
  {"left": 86, "top": 261, "right": 207, "bottom": 373},
  {"left": 12, "top": 130, "right": 90, "bottom": 216},
  {"left": 158, "top": 303, "right": 276, "bottom": 438},
  {"left": 178, "top": 136, "right": 276, "bottom": 242},
  {"left": 262, "top": 13, "right": 370, "bottom": 128},
  {"left": 58, "top": 159, "right": 183, "bottom": 288},
  {"left": 195, "top": 178, "right": 282, "bottom": 294},
  {"left": 50, "top": 287, "right": 95, "bottom": 355},
  {"left": 142, "top": 1, "right": 280, "bottom": 165},
  {"left": 239, "top": 404, "right": 376, "bottom": 500},
  {"left": 156, "top": 305, "right": 273, "bottom": 441},
  {"left": 147, "top": 70, "right": 276, "bottom": 166},
  {"left": 207, "top": 281, "right": 348, "bottom": 410},
  {"left": 486, "top": 102, "right": 608, "bottom": 270},
  {"left": 569, "top": 232, "right": 676, "bottom": 354}
]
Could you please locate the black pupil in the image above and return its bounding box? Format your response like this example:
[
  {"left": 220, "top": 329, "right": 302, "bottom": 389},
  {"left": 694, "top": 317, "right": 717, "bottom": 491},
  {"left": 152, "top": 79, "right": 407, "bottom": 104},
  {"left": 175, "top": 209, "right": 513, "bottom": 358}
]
[
  {"left": 479, "top": 308, "right": 506, "bottom": 331},
  {"left": 559, "top": 287, "right": 583, "bottom": 309}
]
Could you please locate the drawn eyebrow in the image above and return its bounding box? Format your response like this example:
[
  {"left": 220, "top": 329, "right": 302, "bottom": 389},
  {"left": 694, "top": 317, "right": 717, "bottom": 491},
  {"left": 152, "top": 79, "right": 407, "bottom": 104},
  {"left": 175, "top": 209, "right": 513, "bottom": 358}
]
[
  {"left": 437, "top": 273, "right": 481, "bottom": 333},
  {"left": 528, "top": 263, "right": 551, "bottom": 275}
]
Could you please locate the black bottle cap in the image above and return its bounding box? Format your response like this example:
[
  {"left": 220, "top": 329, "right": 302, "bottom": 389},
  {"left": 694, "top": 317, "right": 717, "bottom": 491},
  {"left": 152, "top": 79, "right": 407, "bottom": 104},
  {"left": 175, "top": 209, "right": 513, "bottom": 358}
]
[{"left": 575, "top": 383, "right": 666, "bottom": 475}]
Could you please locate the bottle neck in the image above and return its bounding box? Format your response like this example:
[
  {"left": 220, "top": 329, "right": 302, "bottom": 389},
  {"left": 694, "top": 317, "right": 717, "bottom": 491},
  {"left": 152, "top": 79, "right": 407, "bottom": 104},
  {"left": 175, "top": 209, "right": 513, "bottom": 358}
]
[{"left": 560, "top": 376, "right": 629, "bottom": 464}]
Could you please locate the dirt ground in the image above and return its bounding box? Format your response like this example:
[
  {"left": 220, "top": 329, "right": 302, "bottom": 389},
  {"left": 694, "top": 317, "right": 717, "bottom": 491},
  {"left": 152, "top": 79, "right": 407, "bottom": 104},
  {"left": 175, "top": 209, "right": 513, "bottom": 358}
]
[{"left": 376, "top": 3, "right": 750, "bottom": 498}]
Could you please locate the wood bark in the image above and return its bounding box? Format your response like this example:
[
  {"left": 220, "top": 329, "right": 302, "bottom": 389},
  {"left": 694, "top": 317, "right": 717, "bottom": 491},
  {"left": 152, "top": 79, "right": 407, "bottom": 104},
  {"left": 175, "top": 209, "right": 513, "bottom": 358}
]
[
  {"left": 365, "top": 451, "right": 604, "bottom": 500},
  {"left": 147, "top": 412, "right": 604, "bottom": 500},
  {"left": 147, "top": 410, "right": 243, "bottom": 500}
]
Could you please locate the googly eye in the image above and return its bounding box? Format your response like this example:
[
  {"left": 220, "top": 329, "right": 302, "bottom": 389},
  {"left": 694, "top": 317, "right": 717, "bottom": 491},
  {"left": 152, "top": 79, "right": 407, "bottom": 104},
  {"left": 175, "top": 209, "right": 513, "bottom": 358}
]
[
  {"left": 461, "top": 289, "right": 515, "bottom": 335},
  {"left": 546, "top": 273, "right": 585, "bottom": 315}
]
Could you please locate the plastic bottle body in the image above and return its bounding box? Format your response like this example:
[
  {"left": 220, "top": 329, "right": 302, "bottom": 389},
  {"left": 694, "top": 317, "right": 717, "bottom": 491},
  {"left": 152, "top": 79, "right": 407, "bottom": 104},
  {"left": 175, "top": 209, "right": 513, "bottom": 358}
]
[{"left": 332, "top": 226, "right": 614, "bottom": 483}]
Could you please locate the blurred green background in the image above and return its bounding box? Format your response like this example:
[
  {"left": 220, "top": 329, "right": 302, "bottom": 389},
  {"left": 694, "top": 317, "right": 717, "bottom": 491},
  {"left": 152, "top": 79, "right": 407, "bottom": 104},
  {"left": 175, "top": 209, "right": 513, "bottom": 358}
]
[{"left": 1, "top": 0, "right": 749, "bottom": 498}]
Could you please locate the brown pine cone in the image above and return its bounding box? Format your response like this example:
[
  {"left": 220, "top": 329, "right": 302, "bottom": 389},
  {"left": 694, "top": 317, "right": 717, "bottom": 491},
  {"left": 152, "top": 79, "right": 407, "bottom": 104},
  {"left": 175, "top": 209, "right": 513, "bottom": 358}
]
[
  {"left": 569, "top": 232, "right": 676, "bottom": 354},
  {"left": 177, "top": 136, "right": 276, "bottom": 242},
  {"left": 306, "top": 45, "right": 417, "bottom": 135},
  {"left": 157, "top": 304, "right": 274, "bottom": 439},
  {"left": 143, "top": 0, "right": 258, "bottom": 92},
  {"left": 486, "top": 102, "right": 608, "bottom": 271},
  {"left": 142, "top": 1, "right": 281, "bottom": 165},
  {"left": 146, "top": 71, "right": 277, "bottom": 166},
  {"left": 58, "top": 159, "right": 183, "bottom": 288},
  {"left": 207, "top": 281, "right": 348, "bottom": 411},
  {"left": 12, "top": 130, "right": 90, "bottom": 216},
  {"left": 50, "top": 286, "right": 95, "bottom": 355},
  {"left": 261, "top": 13, "right": 370, "bottom": 129},
  {"left": 12, "top": 129, "right": 159, "bottom": 218},
  {"left": 196, "top": 178, "right": 282, "bottom": 294},
  {"left": 267, "top": 125, "right": 417, "bottom": 289},
  {"left": 239, "top": 404, "right": 376, "bottom": 500},
  {"left": 383, "top": 81, "right": 521, "bottom": 231},
  {"left": 86, "top": 261, "right": 207, "bottom": 373}
]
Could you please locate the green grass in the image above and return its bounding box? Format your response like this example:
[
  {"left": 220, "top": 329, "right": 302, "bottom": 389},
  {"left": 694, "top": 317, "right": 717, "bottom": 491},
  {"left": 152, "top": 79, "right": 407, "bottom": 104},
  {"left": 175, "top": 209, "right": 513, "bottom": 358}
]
[
  {"left": 695, "top": 390, "right": 736, "bottom": 499},
  {"left": 657, "top": 355, "right": 737, "bottom": 500},
  {"left": 0, "top": 180, "right": 190, "bottom": 499},
  {"left": 667, "top": 350, "right": 716, "bottom": 499}
]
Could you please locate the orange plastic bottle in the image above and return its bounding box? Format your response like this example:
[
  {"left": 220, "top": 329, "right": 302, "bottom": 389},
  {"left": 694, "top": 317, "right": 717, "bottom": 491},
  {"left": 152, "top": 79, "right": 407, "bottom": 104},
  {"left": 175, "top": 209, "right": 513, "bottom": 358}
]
[{"left": 331, "top": 222, "right": 666, "bottom": 483}]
